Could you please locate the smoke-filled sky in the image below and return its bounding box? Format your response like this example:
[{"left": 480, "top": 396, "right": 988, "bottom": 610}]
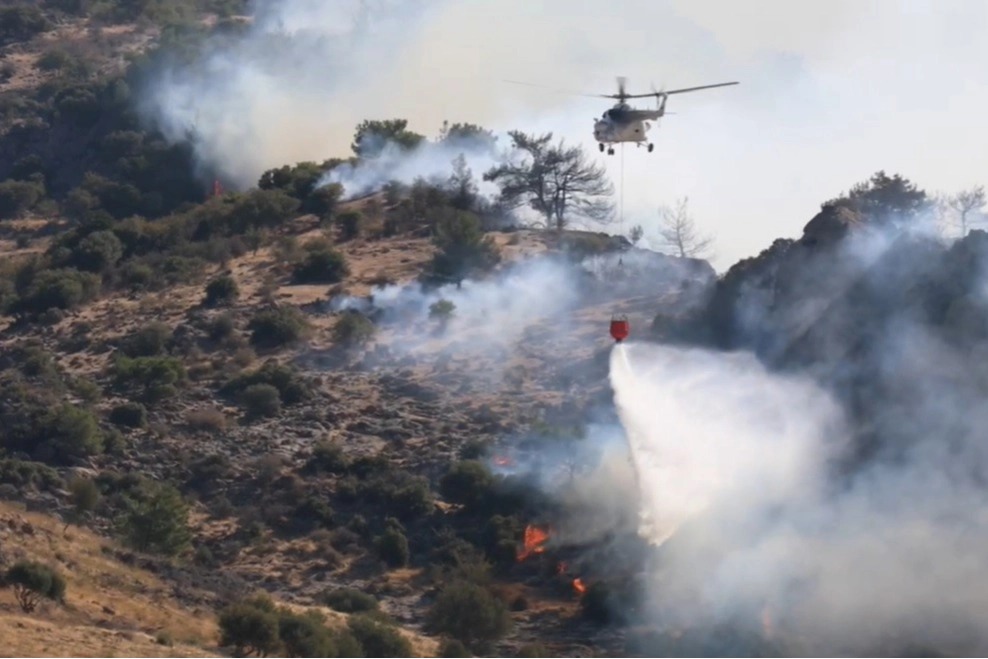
[{"left": 142, "top": 0, "right": 988, "bottom": 270}]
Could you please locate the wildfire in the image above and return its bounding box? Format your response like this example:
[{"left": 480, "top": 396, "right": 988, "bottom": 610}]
[
  {"left": 493, "top": 456, "right": 514, "bottom": 467},
  {"left": 516, "top": 524, "right": 550, "bottom": 561},
  {"left": 572, "top": 578, "right": 587, "bottom": 595}
]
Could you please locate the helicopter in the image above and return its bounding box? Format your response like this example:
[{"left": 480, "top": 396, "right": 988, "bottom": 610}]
[
  {"left": 503, "top": 76, "right": 739, "bottom": 155},
  {"left": 591, "top": 76, "right": 738, "bottom": 155}
]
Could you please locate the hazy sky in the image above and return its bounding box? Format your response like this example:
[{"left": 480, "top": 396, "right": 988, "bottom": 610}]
[{"left": 147, "top": 0, "right": 988, "bottom": 270}]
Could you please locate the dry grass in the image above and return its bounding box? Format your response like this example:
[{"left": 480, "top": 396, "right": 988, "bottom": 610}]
[{"left": 0, "top": 501, "right": 222, "bottom": 657}]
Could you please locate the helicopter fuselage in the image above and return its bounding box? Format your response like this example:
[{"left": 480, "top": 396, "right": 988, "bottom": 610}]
[{"left": 593, "top": 102, "right": 664, "bottom": 154}]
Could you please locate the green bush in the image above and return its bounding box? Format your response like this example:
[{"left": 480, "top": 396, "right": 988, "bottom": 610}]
[
  {"left": 204, "top": 274, "right": 239, "bottom": 307},
  {"left": 336, "top": 211, "right": 362, "bottom": 241},
  {"left": 71, "top": 229, "right": 123, "bottom": 272},
  {"left": 222, "top": 361, "right": 311, "bottom": 405},
  {"left": 14, "top": 268, "right": 101, "bottom": 315},
  {"left": 430, "top": 298, "right": 455, "bottom": 321},
  {"left": 4, "top": 561, "right": 66, "bottom": 613},
  {"left": 0, "top": 179, "right": 44, "bottom": 219},
  {"left": 375, "top": 527, "right": 409, "bottom": 568},
  {"left": 440, "top": 460, "right": 495, "bottom": 511},
  {"left": 119, "top": 481, "right": 191, "bottom": 556},
  {"left": 248, "top": 305, "right": 311, "bottom": 349},
  {"left": 33, "top": 403, "right": 104, "bottom": 465},
  {"left": 347, "top": 614, "right": 414, "bottom": 658},
  {"left": 425, "top": 580, "right": 512, "bottom": 654},
  {"left": 292, "top": 246, "right": 350, "bottom": 284},
  {"left": 0, "top": 5, "right": 50, "bottom": 47},
  {"left": 120, "top": 322, "right": 172, "bottom": 358},
  {"left": 241, "top": 383, "right": 281, "bottom": 419},
  {"left": 109, "top": 401, "right": 147, "bottom": 428},
  {"left": 332, "top": 311, "right": 375, "bottom": 348},
  {"left": 218, "top": 599, "right": 281, "bottom": 658},
  {"left": 111, "top": 355, "right": 186, "bottom": 404},
  {"left": 277, "top": 608, "right": 337, "bottom": 657},
  {"left": 438, "top": 638, "right": 472, "bottom": 657},
  {"left": 0, "top": 458, "right": 62, "bottom": 492}
]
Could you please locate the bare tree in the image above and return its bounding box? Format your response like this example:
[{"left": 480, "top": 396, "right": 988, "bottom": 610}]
[
  {"left": 657, "top": 196, "right": 714, "bottom": 259},
  {"left": 946, "top": 185, "right": 986, "bottom": 236},
  {"left": 484, "top": 131, "right": 614, "bottom": 231}
]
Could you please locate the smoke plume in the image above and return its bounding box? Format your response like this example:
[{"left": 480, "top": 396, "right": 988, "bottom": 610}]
[
  {"left": 593, "top": 216, "right": 988, "bottom": 655},
  {"left": 137, "top": 0, "right": 988, "bottom": 268}
]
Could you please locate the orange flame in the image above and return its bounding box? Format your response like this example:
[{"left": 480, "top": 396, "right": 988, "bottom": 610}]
[
  {"left": 493, "top": 456, "right": 513, "bottom": 466},
  {"left": 572, "top": 578, "right": 587, "bottom": 595},
  {"left": 516, "top": 524, "right": 549, "bottom": 561}
]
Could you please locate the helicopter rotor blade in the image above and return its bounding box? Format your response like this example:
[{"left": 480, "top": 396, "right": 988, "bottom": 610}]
[
  {"left": 501, "top": 78, "right": 613, "bottom": 100},
  {"left": 662, "top": 81, "right": 739, "bottom": 95}
]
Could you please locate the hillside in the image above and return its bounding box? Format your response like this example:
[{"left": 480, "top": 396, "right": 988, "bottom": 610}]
[{"left": 3, "top": 2, "right": 988, "bottom": 658}]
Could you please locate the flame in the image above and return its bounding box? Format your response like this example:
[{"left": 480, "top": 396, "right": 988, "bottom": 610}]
[
  {"left": 516, "top": 524, "right": 549, "bottom": 561},
  {"left": 572, "top": 578, "right": 587, "bottom": 595},
  {"left": 761, "top": 605, "right": 773, "bottom": 638},
  {"left": 493, "top": 456, "right": 513, "bottom": 466}
]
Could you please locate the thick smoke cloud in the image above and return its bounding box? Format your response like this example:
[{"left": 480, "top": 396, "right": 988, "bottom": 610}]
[
  {"left": 138, "top": 0, "right": 988, "bottom": 269},
  {"left": 592, "top": 218, "right": 988, "bottom": 655},
  {"left": 319, "top": 136, "right": 501, "bottom": 201}
]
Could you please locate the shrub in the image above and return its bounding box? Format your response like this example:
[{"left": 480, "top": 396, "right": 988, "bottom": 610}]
[
  {"left": 67, "top": 475, "right": 100, "bottom": 515},
  {"left": 375, "top": 527, "right": 409, "bottom": 568},
  {"left": 292, "top": 246, "right": 350, "bottom": 284},
  {"left": 222, "top": 361, "right": 311, "bottom": 405},
  {"left": 185, "top": 407, "right": 227, "bottom": 433},
  {"left": 332, "top": 311, "right": 375, "bottom": 348},
  {"left": 120, "top": 322, "right": 172, "bottom": 358},
  {"left": 218, "top": 600, "right": 281, "bottom": 658},
  {"left": 347, "top": 615, "right": 414, "bottom": 658},
  {"left": 307, "top": 440, "right": 349, "bottom": 474},
  {"left": 207, "top": 312, "right": 237, "bottom": 342},
  {"left": 440, "top": 460, "right": 495, "bottom": 511},
  {"left": 14, "top": 268, "right": 101, "bottom": 315},
  {"left": 336, "top": 211, "right": 362, "bottom": 241},
  {"left": 204, "top": 274, "right": 239, "bottom": 307},
  {"left": 109, "top": 401, "right": 147, "bottom": 428},
  {"left": 242, "top": 383, "right": 281, "bottom": 419},
  {"left": 33, "top": 403, "right": 104, "bottom": 464},
  {"left": 119, "top": 482, "right": 191, "bottom": 556},
  {"left": 248, "top": 305, "right": 311, "bottom": 349},
  {"left": 277, "top": 608, "right": 337, "bottom": 657},
  {"left": 322, "top": 588, "right": 379, "bottom": 614},
  {"left": 430, "top": 298, "right": 456, "bottom": 320},
  {"left": 0, "top": 178, "right": 43, "bottom": 219},
  {"left": 425, "top": 580, "right": 512, "bottom": 654},
  {"left": 4, "top": 561, "right": 66, "bottom": 613},
  {"left": 111, "top": 355, "right": 186, "bottom": 404},
  {"left": 72, "top": 230, "right": 123, "bottom": 272},
  {"left": 439, "top": 638, "right": 472, "bottom": 657}
]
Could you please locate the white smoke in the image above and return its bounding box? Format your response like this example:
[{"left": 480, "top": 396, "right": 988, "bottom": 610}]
[
  {"left": 600, "top": 251, "right": 988, "bottom": 654},
  {"left": 318, "top": 136, "right": 502, "bottom": 201},
  {"left": 136, "top": 0, "right": 988, "bottom": 269},
  {"left": 609, "top": 342, "right": 844, "bottom": 548}
]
